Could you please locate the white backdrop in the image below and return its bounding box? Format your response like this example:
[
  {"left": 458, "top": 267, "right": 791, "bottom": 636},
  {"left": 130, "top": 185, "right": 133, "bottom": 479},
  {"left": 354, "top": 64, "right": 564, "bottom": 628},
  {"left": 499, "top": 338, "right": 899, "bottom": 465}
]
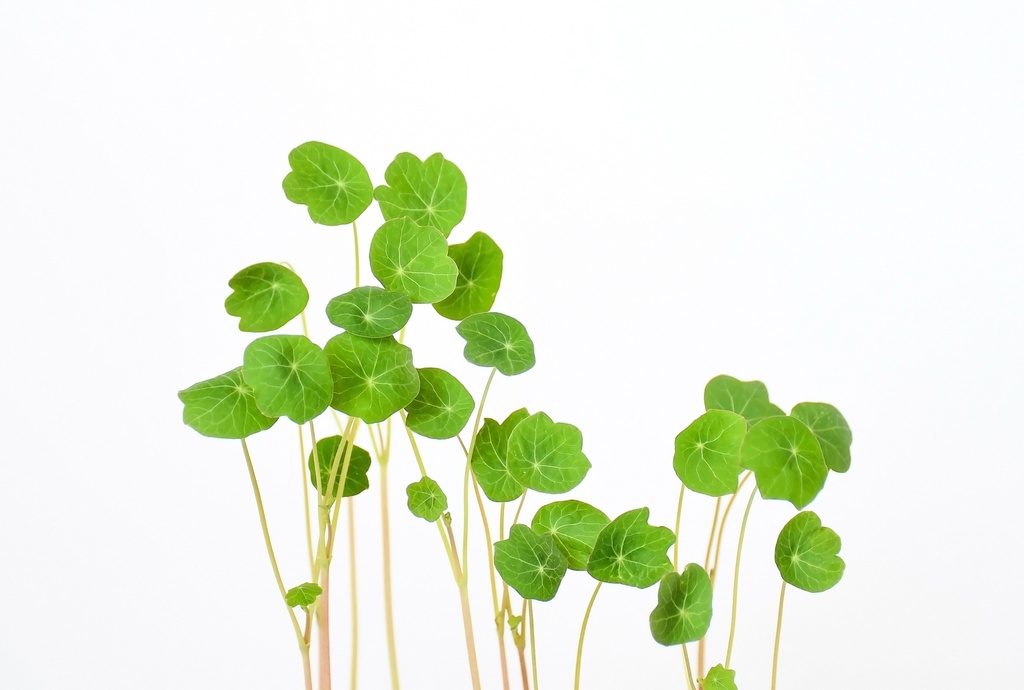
[{"left": 2, "top": 2, "right": 1022, "bottom": 688}]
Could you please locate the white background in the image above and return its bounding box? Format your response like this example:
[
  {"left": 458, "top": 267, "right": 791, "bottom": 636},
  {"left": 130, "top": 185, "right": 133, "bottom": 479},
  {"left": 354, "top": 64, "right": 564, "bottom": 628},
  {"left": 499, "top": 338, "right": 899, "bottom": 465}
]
[{"left": 2, "top": 2, "right": 1022, "bottom": 688}]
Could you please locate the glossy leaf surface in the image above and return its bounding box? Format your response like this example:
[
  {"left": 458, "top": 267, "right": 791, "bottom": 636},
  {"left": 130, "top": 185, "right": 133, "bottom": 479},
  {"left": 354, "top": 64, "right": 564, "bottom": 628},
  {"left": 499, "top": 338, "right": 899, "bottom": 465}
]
[
  {"left": 531, "top": 500, "right": 609, "bottom": 570},
  {"left": 507, "top": 412, "right": 590, "bottom": 494},
  {"left": 741, "top": 416, "right": 828, "bottom": 509},
  {"left": 673, "top": 410, "right": 746, "bottom": 496},
  {"left": 775, "top": 511, "right": 845, "bottom": 592},
  {"left": 368, "top": 218, "right": 458, "bottom": 303}
]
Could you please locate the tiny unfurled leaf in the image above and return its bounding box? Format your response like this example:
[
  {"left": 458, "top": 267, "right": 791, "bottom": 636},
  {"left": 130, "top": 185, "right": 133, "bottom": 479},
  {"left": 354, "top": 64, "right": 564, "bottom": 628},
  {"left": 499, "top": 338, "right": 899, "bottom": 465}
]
[
  {"left": 741, "top": 416, "right": 828, "bottom": 509},
  {"left": 471, "top": 418, "right": 525, "bottom": 503},
  {"left": 704, "top": 375, "right": 785, "bottom": 427},
  {"left": 368, "top": 218, "right": 458, "bottom": 303},
  {"left": 587, "top": 508, "right": 675, "bottom": 588},
  {"left": 324, "top": 332, "right": 419, "bottom": 423},
  {"left": 325, "top": 286, "right": 412, "bottom": 339},
  {"left": 241, "top": 335, "right": 333, "bottom": 424},
  {"left": 406, "top": 476, "right": 448, "bottom": 522},
  {"left": 790, "top": 402, "right": 853, "bottom": 473},
  {"left": 494, "top": 524, "right": 568, "bottom": 601},
  {"left": 178, "top": 367, "right": 278, "bottom": 439},
  {"left": 507, "top": 615, "right": 523, "bottom": 631},
  {"left": 701, "top": 665, "right": 738, "bottom": 690},
  {"left": 649, "top": 564, "right": 713, "bottom": 646},
  {"left": 308, "top": 435, "right": 371, "bottom": 503},
  {"left": 224, "top": 262, "right": 309, "bottom": 332},
  {"left": 775, "top": 511, "right": 845, "bottom": 593},
  {"left": 507, "top": 412, "right": 591, "bottom": 494},
  {"left": 531, "top": 500, "right": 609, "bottom": 570},
  {"left": 673, "top": 410, "right": 746, "bottom": 496},
  {"left": 373, "top": 152, "right": 467, "bottom": 237},
  {"left": 285, "top": 582, "right": 323, "bottom": 608},
  {"left": 434, "top": 231, "right": 503, "bottom": 320},
  {"left": 405, "top": 368, "right": 475, "bottom": 439},
  {"left": 283, "top": 142, "right": 373, "bottom": 225},
  {"left": 456, "top": 312, "right": 535, "bottom": 376}
]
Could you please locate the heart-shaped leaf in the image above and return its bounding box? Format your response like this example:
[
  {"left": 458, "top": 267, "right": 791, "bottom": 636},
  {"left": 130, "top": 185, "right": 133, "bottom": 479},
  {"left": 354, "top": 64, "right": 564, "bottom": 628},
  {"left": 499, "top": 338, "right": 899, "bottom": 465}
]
[
  {"left": 178, "top": 367, "right": 278, "bottom": 439},
  {"left": 368, "top": 218, "right": 458, "bottom": 303},
  {"left": 224, "top": 262, "right": 309, "bottom": 332},
  {"left": 494, "top": 524, "right": 568, "bottom": 601},
  {"left": 373, "top": 152, "right": 467, "bottom": 237},
  {"left": 241, "top": 335, "right": 333, "bottom": 424},
  {"left": 406, "top": 476, "right": 448, "bottom": 522},
  {"left": 456, "top": 312, "right": 535, "bottom": 375},
  {"left": 531, "top": 500, "right": 609, "bottom": 571},
  {"left": 308, "top": 435, "right": 371, "bottom": 504},
  {"left": 470, "top": 410, "right": 530, "bottom": 503},
  {"left": 587, "top": 508, "right": 675, "bottom": 588},
  {"left": 405, "top": 368, "right": 475, "bottom": 439},
  {"left": 673, "top": 410, "right": 746, "bottom": 496},
  {"left": 283, "top": 142, "right": 373, "bottom": 225},
  {"left": 791, "top": 402, "right": 852, "bottom": 473},
  {"left": 741, "top": 416, "right": 828, "bottom": 509},
  {"left": 323, "top": 332, "right": 419, "bottom": 424},
  {"left": 704, "top": 375, "right": 785, "bottom": 427},
  {"left": 325, "top": 286, "right": 412, "bottom": 338},
  {"left": 507, "top": 412, "right": 591, "bottom": 494},
  {"left": 433, "top": 231, "right": 503, "bottom": 320},
  {"left": 775, "top": 511, "right": 845, "bottom": 593},
  {"left": 285, "top": 582, "right": 322, "bottom": 608},
  {"left": 701, "top": 665, "right": 738, "bottom": 690},
  {"left": 649, "top": 564, "right": 713, "bottom": 645}
]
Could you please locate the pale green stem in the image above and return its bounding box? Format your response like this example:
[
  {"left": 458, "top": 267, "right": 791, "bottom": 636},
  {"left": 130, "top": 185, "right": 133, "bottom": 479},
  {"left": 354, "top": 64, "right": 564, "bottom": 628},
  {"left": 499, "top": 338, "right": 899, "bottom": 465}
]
[
  {"left": 704, "top": 496, "right": 723, "bottom": 572},
  {"left": 300, "top": 425, "right": 315, "bottom": 578},
  {"left": 673, "top": 483, "right": 685, "bottom": 570},
  {"left": 681, "top": 645, "right": 697, "bottom": 690},
  {"left": 378, "top": 433, "right": 401, "bottom": 690},
  {"left": 470, "top": 470, "right": 511, "bottom": 690},
  {"left": 573, "top": 581, "right": 602, "bottom": 690},
  {"left": 399, "top": 414, "right": 458, "bottom": 577},
  {"left": 463, "top": 367, "right": 497, "bottom": 584},
  {"left": 771, "top": 582, "right": 787, "bottom": 690},
  {"left": 445, "top": 518, "right": 484, "bottom": 690},
  {"left": 511, "top": 490, "right": 528, "bottom": 527},
  {"left": 347, "top": 499, "right": 359, "bottom": 690},
  {"left": 528, "top": 601, "right": 539, "bottom": 690},
  {"left": 352, "top": 221, "right": 360, "bottom": 287},
  {"left": 724, "top": 485, "right": 758, "bottom": 669}
]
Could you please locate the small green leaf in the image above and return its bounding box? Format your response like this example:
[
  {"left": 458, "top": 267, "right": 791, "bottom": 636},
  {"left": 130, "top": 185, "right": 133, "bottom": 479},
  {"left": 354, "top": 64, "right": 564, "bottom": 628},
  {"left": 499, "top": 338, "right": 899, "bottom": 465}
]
[
  {"left": 285, "top": 582, "right": 323, "bottom": 608},
  {"left": 324, "top": 333, "right": 419, "bottom": 423},
  {"left": 648, "top": 564, "right": 713, "bottom": 645},
  {"left": 704, "top": 375, "right": 785, "bottom": 427},
  {"left": 741, "top": 416, "right": 828, "bottom": 509},
  {"left": 308, "top": 435, "right": 372, "bottom": 503},
  {"left": 775, "top": 511, "right": 845, "bottom": 593},
  {"left": 587, "top": 508, "right": 675, "bottom": 588},
  {"left": 471, "top": 417, "right": 525, "bottom": 503},
  {"left": 791, "top": 402, "right": 853, "bottom": 473},
  {"left": 701, "top": 665, "right": 738, "bottom": 690},
  {"left": 673, "top": 410, "right": 747, "bottom": 496},
  {"left": 507, "top": 615, "right": 523, "bottom": 631},
  {"left": 241, "top": 335, "right": 333, "bottom": 424},
  {"left": 405, "top": 368, "right": 475, "bottom": 439},
  {"left": 494, "top": 524, "right": 568, "bottom": 601},
  {"left": 368, "top": 218, "right": 458, "bottom": 303},
  {"left": 178, "top": 367, "right": 278, "bottom": 439},
  {"left": 406, "top": 476, "right": 448, "bottom": 522},
  {"left": 507, "top": 412, "right": 591, "bottom": 494},
  {"left": 433, "top": 231, "right": 503, "bottom": 320},
  {"left": 373, "top": 152, "right": 467, "bottom": 237},
  {"left": 283, "top": 142, "right": 373, "bottom": 225},
  {"left": 456, "top": 312, "right": 535, "bottom": 376},
  {"left": 531, "top": 500, "right": 610, "bottom": 571},
  {"left": 325, "top": 286, "right": 412, "bottom": 338},
  {"left": 224, "top": 262, "right": 309, "bottom": 333}
]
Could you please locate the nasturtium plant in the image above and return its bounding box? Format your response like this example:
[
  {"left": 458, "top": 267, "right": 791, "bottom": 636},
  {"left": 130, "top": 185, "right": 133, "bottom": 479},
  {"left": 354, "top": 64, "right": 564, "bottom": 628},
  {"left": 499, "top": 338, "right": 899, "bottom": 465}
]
[
  {"left": 587, "top": 508, "right": 675, "bottom": 588},
  {"left": 404, "top": 368, "right": 475, "bottom": 439},
  {"left": 507, "top": 412, "right": 591, "bottom": 494},
  {"left": 494, "top": 524, "right": 568, "bottom": 602},
  {"left": 470, "top": 413, "right": 527, "bottom": 503},
  {"left": 283, "top": 142, "right": 373, "bottom": 225},
  {"left": 531, "top": 500, "right": 609, "bottom": 570},
  {"left": 673, "top": 409, "right": 746, "bottom": 496},
  {"left": 705, "top": 375, "right": 785, "bottom": 427},
  {"left": 225, "top": 262, "right": 309, "bottom": 332},
  {"left": 325, "top": 286, "right": 412, "bottom": 339},
  {"left": 323, "top": 332, "right": 419, "bottom": 423},
  {"left": 741, "top": 416, "right": 828, "bottom": 509},
  {"left": 308, "top": 435, "right": 371, "bottom": 502},
  {"left": 775, "top": 511, "right": 845, "bottom": 593},
  {"left": 285, "top": 582, "right": 323, "bottom": 608},
  {"left": 368, "top": 218, "right": 458, "bottom": 304},
  {"left": 178, "top": 367, "right": 278, "bottom": 439},
  {"left": 406, "top": 476, "right": 448, "bottom": 522},
  {"left": 701, "top": 665, "right": 738, "bottom": 690},
  {"left": 456, "top": 312, "right": 535, "bottom": 375},
  {"left": 242, "top": 335, "right": 333, "bottom": 424},
  {"left": 433, "top": 231, "right": 503, "bottom": 321},
  {"left": 649, "top": 564, "right": 713, "bottom": 645},
  {"left": 373, "top": 152, "right": 467, "bottom": 237},
  {"left": 500, "top": 407, "right": 530, "bottom": 436},
  {"left": 791, "top": 402, "right": 853, "bottom": 473}
]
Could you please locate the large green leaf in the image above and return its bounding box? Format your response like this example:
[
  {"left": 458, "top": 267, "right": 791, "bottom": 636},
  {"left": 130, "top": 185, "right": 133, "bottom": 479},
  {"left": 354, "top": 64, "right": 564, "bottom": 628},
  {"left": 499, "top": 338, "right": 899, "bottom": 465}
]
[
  {"left": 285, "top": 582, "right": 322, "bottom": 608},
  {"left": 405, "top": 368, "right": 475, "bottom": 439},
  {"left": 368, "top": 218, "right": 458, "bottom": 303},
  {"left": 704, "top": 375, "right": 785, "bottom": 427},
  {"left": 456, "top": 312, "right": 535, "bottom": 376},
  {"left": 325, "top": 286, "right": 412, "bottom": 339},
  {"left": 373, "top": 152, "right": 467, "bottom": 237},
  {"left": 741, "top": 416, "right": 828, "bottom": 509},
  {"left": 178, "top": 367, "right": 278, "bottom": 439},
  {"left": 531, "top": 500, "right": 609, "bottom": 571},
  {"left": 507, "top": 412, "right": 591, "bottom": 494},
  {"left": 791, "top": 402, "right": 852, "bottom": 473},
  {"left": 433, "top": 231, "right": 503, "bottom": 320},
  {"left": 323, "top": 332, "right": 419, "bottom": 424},
  {"left": 701, "top": 665, "right": 738, "bottom": 690},
  {"left": 406, "top": 476, "right": 448, "bottom": 522},
  {"left": 673, "top": 410, "right": 746, "bottom": 496},
  {"left": 282, "top": 142, "right": 372, "bottom": 225},
  {"left": 308, "top": 435, "right": 372, "bottom": 503},
  {"left": 224, "top": 262, "right": 309, "bottom": 332},
  {"left": 648, "top": 564, "right": 713, "bottom": 645},
  {"left": 470, "top": 412, "right": 528, "bottom": 503},
  {"left": 241, "top": 335, "right": 333, "bottom": 424},
  {"left": 775, "top": 511, "right": 845, "bottom": 593},
  {"left": 587, "top": 508, "right": 675, "bottom": 588},
  {"left": 494, "top": 524, "right": 568, "bottom": 602}
]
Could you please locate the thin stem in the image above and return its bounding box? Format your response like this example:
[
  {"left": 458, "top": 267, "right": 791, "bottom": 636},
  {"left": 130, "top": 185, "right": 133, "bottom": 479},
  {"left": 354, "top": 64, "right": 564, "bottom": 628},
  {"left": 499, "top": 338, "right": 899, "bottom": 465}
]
[
  {"left": 516, "top": 598, "right": 529, "bottom": 690},
  {"left": 724, "top": 485, "right": 758, "bottom": 669},
  {"left": 470, "top": 471, "right": 511, "bottom": 690},
  {"left": 347, "top": 498, "right": 359, "bottom": 690},
  {"left": 302, "top": 644, "right": 314, "bottom": 690},
  {"left": 703, "top": 497, "right": 723, "bottom": 572},
  {"left": 445, "top": 519, "right": 484, "bottom": 690},
  {"left": 681, "top": 645, "right": 697, "bottom": 690},
  {"left": 352, "top": 221, "right": 360, "bottom": 287},
  {"left": 463, "top": 368, "right": 498, "bottom": 583},
  {"left": 511, "top": 490, "right": 528, "bottom": 527},
  {"left": 673, "top": 484, "right": 685, "bottom": 570},
  {"left": 300, "top": 425, "right": 315, "bottom": 578},
  {"left": 319, "top": 532, "right": 332, "bottom": 690},
  {"left": 528, "top": 601, "right": 539, "bottom": 690},
  {"left": 771, "top": 582, "right": 787, "bottom": 690},
  {"left": 378, "top": 450, "right": 401, "bottom": 690},
  {"left": 573, "top": 581, "right": 603, "bottom": 690}
]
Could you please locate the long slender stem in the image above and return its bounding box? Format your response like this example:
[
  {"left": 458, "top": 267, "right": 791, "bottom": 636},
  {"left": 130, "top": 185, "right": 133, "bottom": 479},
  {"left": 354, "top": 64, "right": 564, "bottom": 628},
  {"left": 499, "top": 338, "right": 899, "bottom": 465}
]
[
  {"left": 470, "top": 471, "right": 511, "bottom": 690},
  {"left": 319, "top": 533, "right": 332, "bottom": 690},
  {"left": 463, "top": 368, "right": 498, "bottom": 583},
  {"left": 703, "top": 497, "right": 723, "bottom": 572},
  {"left": 573, "top": 581, "right": 603, "bottom": 690},
  {"left": 300, "top": 426, "right": 315, "bottom": 578},
  {"left": 302, "top": 645, "right": 314, "bottom": 690},
  {"left": 528, "top": 601, "right": 539, "bottom": 690},
  {"left": 673, "top": 484, "right": 685, "bottom": 570},
  {"left": 445, "top": 519, "right": 484, "bottom": 690},
  {"left": 352, "top": 221, "right": 360, "bottom": 287},
  {"left": 515, "top": 597, "right": 529, "bottom": 690},
  {"left": 771, "top": 582, "right": 787, "bottom": 690},
  {"left": 511, "top": 490, "right": 528, "bottom": 527},
  {"left": 681, "top": 645, "right": 697, "bottom": 690},
  {"left": 347, "top": 498, "right": 359, "bottom": 690},
  {"left": 378, "top": 447, "right": 401, "bottom": 690},
  {"left": 724, "top": 485, "right": 758, "bottom": 669}
]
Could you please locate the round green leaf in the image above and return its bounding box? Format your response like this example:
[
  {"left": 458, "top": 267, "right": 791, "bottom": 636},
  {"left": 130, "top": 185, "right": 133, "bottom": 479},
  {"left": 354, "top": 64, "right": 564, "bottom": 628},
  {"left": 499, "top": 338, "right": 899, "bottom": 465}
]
[
  {"left": 587, "top": 508, "right": 675, "bottom": 588},
  {"left": 494, "top": 524, "right": 568, "bottom": 602},
  {"left": 507, "top": 412, "right": 591, "bottom": 494},
  {"left": 791, "top": 402, "right": 853, "bottom": 473},
  {"left": 308, "top": 435, "right": 371, "bottom": 503},
  {"left": 325, "top": 286, "right": 412, "bottom": 338},
  {"left": 368, "top": 218, "right": 458, "bottom": 303},
  {"left": 178, "top": 367, "right": 278, "bottom": 439},
  {"left": 775, "top": 511, "right": 845, "bottom": 593},
  {"left": 531, "top": 500, "right": 610, "bottom": 571},
  {"left": 433, "top": 231, "right": 503, "bottom": 320},
  {"left": 285, "top": 582, "right": 322, "bottom": 608},
  {"left": 704, "top": 375, "right": 785, "bottom": 427},
  {"left": 649, "top": 564, "right": 713, "bottom": 646},
  {"left": 405, "top": 368, "right": 475, "bottom": 439},
  {"left": 241, "top": 335, "right": 333, "bottom": 424},
  {"left": 741, "top": 416, "right": 829, "bottom": 509},
  {"left": 673, "top": 410, "right": 747, "bottom": 496},
  {"left": 224, "top": 262, "right": 309, "bottom": 333},
  {"left": 456, "top": 312, "right": 535, "bottom": 376},
  {"left": 471, "top": 415, "right": 526, "bottom": 503},
  {"left": 701, "top": 665, "right": 738, "bottom": 690},
  {"left": 323, "top": 332, "right": 419, "bottom": 424},
  {"left": 282, "top": 142, "right": 373, "bottom": 225},
  {"left": 373, "top": 152, "right": 467, "bottom": 237},
  {"left": 406, "top": 476, "right": 448, "bottom": 522},
  {"left": 501, "top": 407, "right": 531, "bottom": 436}
]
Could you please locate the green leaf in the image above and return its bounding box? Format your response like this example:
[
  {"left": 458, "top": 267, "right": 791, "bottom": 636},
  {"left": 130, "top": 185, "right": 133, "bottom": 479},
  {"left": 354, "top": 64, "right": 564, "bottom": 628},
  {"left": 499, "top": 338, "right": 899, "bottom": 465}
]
[
  {"left": 224, "top": 262, "right": 309, "bottom": 333},
  {"left": 406, "top": 476, "right": 448, "bottom": 522},
  {"left": 507, "top": 412, "right": 591, "bottom": 494},
  {"left": 791, "top": 402, "right": 852, "bottom": 473},
  {"left": 405, "top": 368, "right": 475, "bottom": 439},
  {"left": 324, "top": 332, "right": 419, "bottom": 424},
  {"left": 494, "top": 524, "right": 568, "bottom": 601},
  {"left": 741, "top": 416, "right": 828, "bottom": 509},
  {"left": 704, "top": 375, "right": 785, "bottom": 427},
  {"left": 456, "top": 312, "right": 536, "bottom": 376},
  {"left": 673, "top": 410, "right": 747, "bottom": 496},
  {"left": 701, "top": 665, "right": 738, "bottom": 690},
  {"left": 501, "top": 408, "right": 531, "bottom": 436},
  {"left": 285, "top": 582, "right": 322, "bottom": 608},
  {"left": 531, "top": 500, "right": 610, "bottom": 571},
  {"left": 587, "top": 508, "right": 675, "bottom": 588},
  {"left": 368, "top": 218, "right": 458, "bottom": 303},
  {"left": 282, "top": 142, "right": 373, "bottom": 225},
  {"left": 241, "top": 335, "right": 333, "bottom": 424},
  {"left": 373, "top": 152, "right": 467, "bottom": 237},
  {"left": 648, "top": 564, "right": 713, "bottom": 646},
  {"left": 325, "top": 286, "right": 412, "bottom": 339},
  {"left": 471, "top": 417, "right": 525, "bottom": 503},
  {"left": 308, "top": 435, "right": 371, "bottom": 503},
  {"left": 433, "top": 231, "right": 503, "bottom": 320},
  {"left": 775, "top": 511, "right": 845, "bottom": 593},
  {"left": 178, "top": 367, "right": 278, "bottom": 439}
]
